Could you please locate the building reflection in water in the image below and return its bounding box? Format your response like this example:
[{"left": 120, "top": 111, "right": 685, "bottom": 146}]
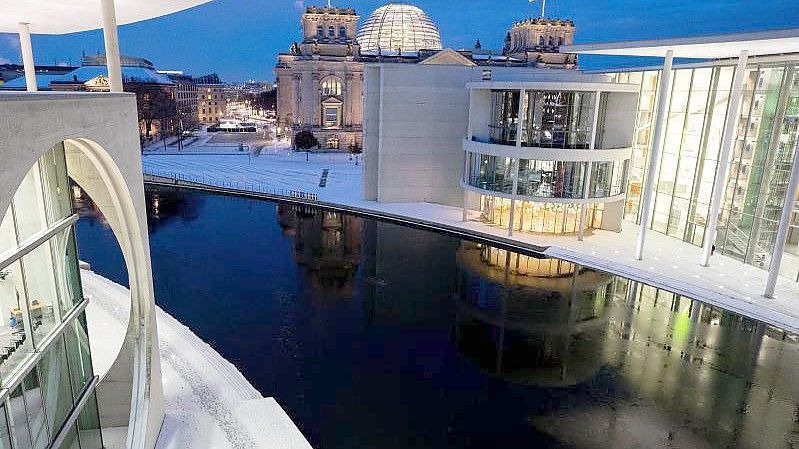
[
  {"left": 277, "top": 204, "right": 361, "bottom": 295},
  {"left": 455, "top": 242, "right": 614, "bottom": 387},
  {"left": 144, "top": 186, "right": 202, "bottom": 232},
  {"left": 454, "top": 241, "right": 799, "bottom": 448}
]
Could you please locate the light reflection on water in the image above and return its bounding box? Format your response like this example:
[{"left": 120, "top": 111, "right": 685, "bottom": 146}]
[{"left": 74, "top": 186, "right": 799, "bottom": 449}]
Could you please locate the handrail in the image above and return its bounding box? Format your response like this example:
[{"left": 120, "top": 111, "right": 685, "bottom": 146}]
[{"left": 142, "top": 169, "right": 319, "bottom": 201}]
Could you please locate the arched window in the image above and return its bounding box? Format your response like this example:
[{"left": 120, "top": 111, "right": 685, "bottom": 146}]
[
  {"left": 548, "top": 36, "right": 554, "bottom": 47},
  {"left": 328, "top": 26, "right": 335, "bottom": 38},
  {"left": 538, "top": 36, "right": 545, "bottom": 46},
  {"left": 339, "top": 26, "right": 347, "bottom": 39},
  {"left": 320, "top": 77, "right": 343, "bottom": 97},
  {"left": 316, "top": 26, "right": 323, "bottom": 39}
]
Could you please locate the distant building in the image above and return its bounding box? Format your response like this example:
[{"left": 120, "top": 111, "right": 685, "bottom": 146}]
[
  {"left": 503, "top": 18, "right": 578, "bottom": 68},
  {"left": 0, "top": 63, "right": 76, "bottom": 85},
  {"left": 195, "top": 73, "right": 226, "bottom": 125},
  {"left": 275, "top": 5, "right": 364, "bottom": 151},
  {"left": 1, "top": 55, "right": 179, "bottom": 140},
  {"left": 160, "top": 71, "right": 199, "bottom": 129}
]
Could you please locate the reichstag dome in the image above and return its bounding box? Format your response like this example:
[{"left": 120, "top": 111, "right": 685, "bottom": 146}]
[{"left": 357, "top": 3, "right": 443, "bottom": 55}]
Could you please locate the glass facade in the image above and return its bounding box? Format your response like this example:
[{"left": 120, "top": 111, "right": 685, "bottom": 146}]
[
  {"left": 478, "top": 195, "right": 605, "bottom": 235},
  {"left": 0, "top": 145, "right": 102, "bottom": 449},
  {"left": 486, "top": 90, "right": 598, "bottom": 149},
  {"left": 613, "top": 59, "right": 799, "bottom": 281}
]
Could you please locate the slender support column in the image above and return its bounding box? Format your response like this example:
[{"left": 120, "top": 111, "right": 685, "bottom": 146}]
[
  {"left": 764, "top": 139, "right": 799, "bottom": 298},
  {"left": 700, "top": 50, "right": 749, "bottom": 266},
  {"left": 579, "top": 91, "right": 603, "bottom": 241},
  {"left": 508, "top": 89, "right": 526, "bottom": 237},
  {"left": 18, "top": 23, "right": 36, "bottom": 92},
  {"left": 100, "top": 0, "right": 123, "bottom": 93},
  {"left": 462, "top": 152, "right": 469, "bottom": 221},
  {"left": 636, "top": 50, "right": 673, "bottom": 260},
  {"left": 508, "top": 158, "right": 519, "bottom": 237}
]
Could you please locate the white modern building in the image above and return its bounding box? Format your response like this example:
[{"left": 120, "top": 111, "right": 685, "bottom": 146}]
[
  {"left": 563, "top": 29, "right": 799, "bottom": 296},
  {"left": 362, "top": 60, "right": 638, "bottom": 240},
  {"left": 1, "top": 1, "right": 210, "bottom": 448}
]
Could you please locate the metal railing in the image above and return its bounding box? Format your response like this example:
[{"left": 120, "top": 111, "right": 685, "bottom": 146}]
[{"left": 142, "top": 169, "right": 319, "bottom": 201}]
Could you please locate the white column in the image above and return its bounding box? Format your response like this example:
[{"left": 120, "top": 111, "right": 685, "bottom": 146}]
[
  {"left": 636, "top": 50, "right": 673, "bottom": 260},
  {"left": 18, "top": 23, "right": 36, "bottom": 92},
  {"left": 579, "top": 90, "right": 603, "bottom": 241},
  {"left": 700, "top": 50, "right": 749, "bottom": 266},
  {"left": 764, "top": 138, "right": 799, "bottom": 298},
  {"left": 508, "top": 89, "right": 526, "bottom": 237},
  {"left": 508, "top": 158, "right": 520, "bottom": 236},
  {"left": 100, "top": 0, "right": 124, "bottom": 93},
  {"left": 462, "top": 152, "right": 470, "bottom": 221}
]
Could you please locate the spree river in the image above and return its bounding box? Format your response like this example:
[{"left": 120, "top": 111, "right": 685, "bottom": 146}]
[{"left": 74, "top": 186, "right": 799, "bottom": 449}]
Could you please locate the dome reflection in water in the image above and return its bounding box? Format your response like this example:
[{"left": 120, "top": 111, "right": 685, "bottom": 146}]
[{"left": 75, "top": 186, "right": 799, "bottom": 449}]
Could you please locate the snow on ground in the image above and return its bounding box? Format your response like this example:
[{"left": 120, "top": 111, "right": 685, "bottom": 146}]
[
  {"left": 82, "top": 270, "right": 312, "bottom": 449},
  {"left": 140, "top": 148, "right": 799, "bottom": 334},
  {"left": 143, "top": 150, "right": 362, "bottom": 201}
]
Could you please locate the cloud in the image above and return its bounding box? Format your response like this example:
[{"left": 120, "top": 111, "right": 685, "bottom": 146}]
[{"left": 0, "top": 56, "right": 11, "bottom": 64}]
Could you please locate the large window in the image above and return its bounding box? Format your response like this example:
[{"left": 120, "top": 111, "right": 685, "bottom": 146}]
[
  {"left": 323, "top": 104, "right": 342, "bottom": 128},
  {"left": 320, "top": 77, "right": 343, "bottom": 97},
  {"left": 0, "top": 143, "right": 102, "bottom": 448},
  {"left": 523, "top": 91, "right": 596, "bottom": 149},
  {"left": 489, "top": 91, "right": 521, "bottom": 145}
]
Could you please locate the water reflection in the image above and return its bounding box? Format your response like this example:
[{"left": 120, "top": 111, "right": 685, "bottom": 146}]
[
  {"left": 73, "top": 186, "right": 799, "bottom": 449},
  {"left": 277, "top": 205, "right": 361, "bottom": 295}
]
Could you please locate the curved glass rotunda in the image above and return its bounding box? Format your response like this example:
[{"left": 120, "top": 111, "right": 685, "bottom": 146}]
[{"left": 356, "top": 3, "right": 442, "bottom": 55}]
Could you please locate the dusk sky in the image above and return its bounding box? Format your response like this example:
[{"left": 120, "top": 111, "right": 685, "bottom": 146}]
[{"left": 0, "top": 0, "right": 796, "bottom": 82}]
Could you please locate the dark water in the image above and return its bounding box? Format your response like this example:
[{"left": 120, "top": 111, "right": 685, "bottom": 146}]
[{"left": 75, "top": 186, "right": 799, "bottom": 449}]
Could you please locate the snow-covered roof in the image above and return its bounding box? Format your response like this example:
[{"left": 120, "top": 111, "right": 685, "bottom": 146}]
[
  {"left": 0, "top": 73, "right": 65, "bottom": 90},
  {"left": 0, "top": 65, "right": 174, "bottom": 90},
  {"left": 1, "top": 0, "right": 212, "bottom": 35}
]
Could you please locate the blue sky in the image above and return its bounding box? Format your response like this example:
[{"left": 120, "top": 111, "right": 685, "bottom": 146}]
[{"left": 0, "top": 0, "right": 796, "bottom": 82}]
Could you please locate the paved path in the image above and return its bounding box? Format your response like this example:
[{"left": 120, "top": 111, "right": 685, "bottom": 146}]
[{"left": 82, "top": 270, "right": 312, "bottom": 449}]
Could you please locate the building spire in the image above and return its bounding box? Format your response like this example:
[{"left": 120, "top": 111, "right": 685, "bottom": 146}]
[{"left": 327, "top": 0, "right": 331, "bottom": 8}]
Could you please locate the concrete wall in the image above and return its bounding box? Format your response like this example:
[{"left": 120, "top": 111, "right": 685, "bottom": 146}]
[
  {"left": 599, "top": 91, "right": 639, "bottom": 149},
  {"left": 0, "top": 92, "right": 163, "bottom": 449},
  {"left": 363, "top": 64, "right": 480, "bottom": 206}
]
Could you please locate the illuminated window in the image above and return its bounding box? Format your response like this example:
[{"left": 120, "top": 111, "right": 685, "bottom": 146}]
[
  {"left": 327, "top": 135, "right": 340, "bottom": 149},
  {"left": 320, "top": 77, "right": 343, "bottom": 96},
  {"left": 323, "top": 105, "right": 341, "bottom": 128}
]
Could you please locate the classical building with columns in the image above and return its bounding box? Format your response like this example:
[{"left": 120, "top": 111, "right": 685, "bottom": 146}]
[
  {"left": 503, "top": 18, "right": 577, "bottom": 68},
  {"left": 275, "top": 6, "right": 364, "bottom": 151}
]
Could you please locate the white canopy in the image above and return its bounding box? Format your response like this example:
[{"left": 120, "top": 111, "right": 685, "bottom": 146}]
[
  {"left": 1, "top": 0, "right": 212, "bottom": 34},
  {"left": 561, "top": 28, "right": 799, "bottom": 59}
]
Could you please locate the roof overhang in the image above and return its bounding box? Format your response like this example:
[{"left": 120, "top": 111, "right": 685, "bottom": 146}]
[
  {"left": 1, "top": 0, "right": 212, "bottom": 35},
  {"left": 561, "top": 28, "right": 799, "bottom": 59}
]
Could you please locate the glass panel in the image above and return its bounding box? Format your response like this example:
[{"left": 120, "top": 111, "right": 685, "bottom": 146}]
[
  {"left": 55, "top": 424, "right": 79, "bottom": 449},
  {"left": 38, "top": 144, "right": 72, "bottom": 226},
  {"left": 64, "top": 315, "right": 94, "bottom": 396},
  {"left": 0, "top": 207, "right": 17, "bottom": 256},
  {"left": 0, "top": 260, "right": 35, "bottom": 384},
  {"left": 12, "top": 163, "right": 48, "bottom": 242},
  {"left": 8, "top": 386, "right": 33, "bottom": 449},
  {"left": 20, "top": 243, "right": 60, "bottom": 346},
  {"left": 37, "top": 337, "right": 74, "bottom": 440},
  {"left": 52, "top": 228, "right": 83, "bottom": 314},
  {"left": 489, "top": 91, "right": 520, "bottom": 145},
  {"left": 75, "top": 391, "right": 102, "bottom": 449},
  {"left": 0, "top": 404, "right": 13, "bottom": 449},
  {"left": 524, "top": 90, "right": 595, "bottom": 149},
  {"left": 22, "top": 369, "right": 49, "bottom": 449}
]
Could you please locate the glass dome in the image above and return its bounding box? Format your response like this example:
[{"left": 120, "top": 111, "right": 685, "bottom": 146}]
[{"left": 357, "top": 3, "right": 442, "bottom": 55}]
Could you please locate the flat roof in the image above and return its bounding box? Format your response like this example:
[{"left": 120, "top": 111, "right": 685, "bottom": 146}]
[
  {"left": 562, "top": 28, "right": 799, "bottom": 59},
  {"left": 1, "top": 0, "right": 212, "bottom": 35}
]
